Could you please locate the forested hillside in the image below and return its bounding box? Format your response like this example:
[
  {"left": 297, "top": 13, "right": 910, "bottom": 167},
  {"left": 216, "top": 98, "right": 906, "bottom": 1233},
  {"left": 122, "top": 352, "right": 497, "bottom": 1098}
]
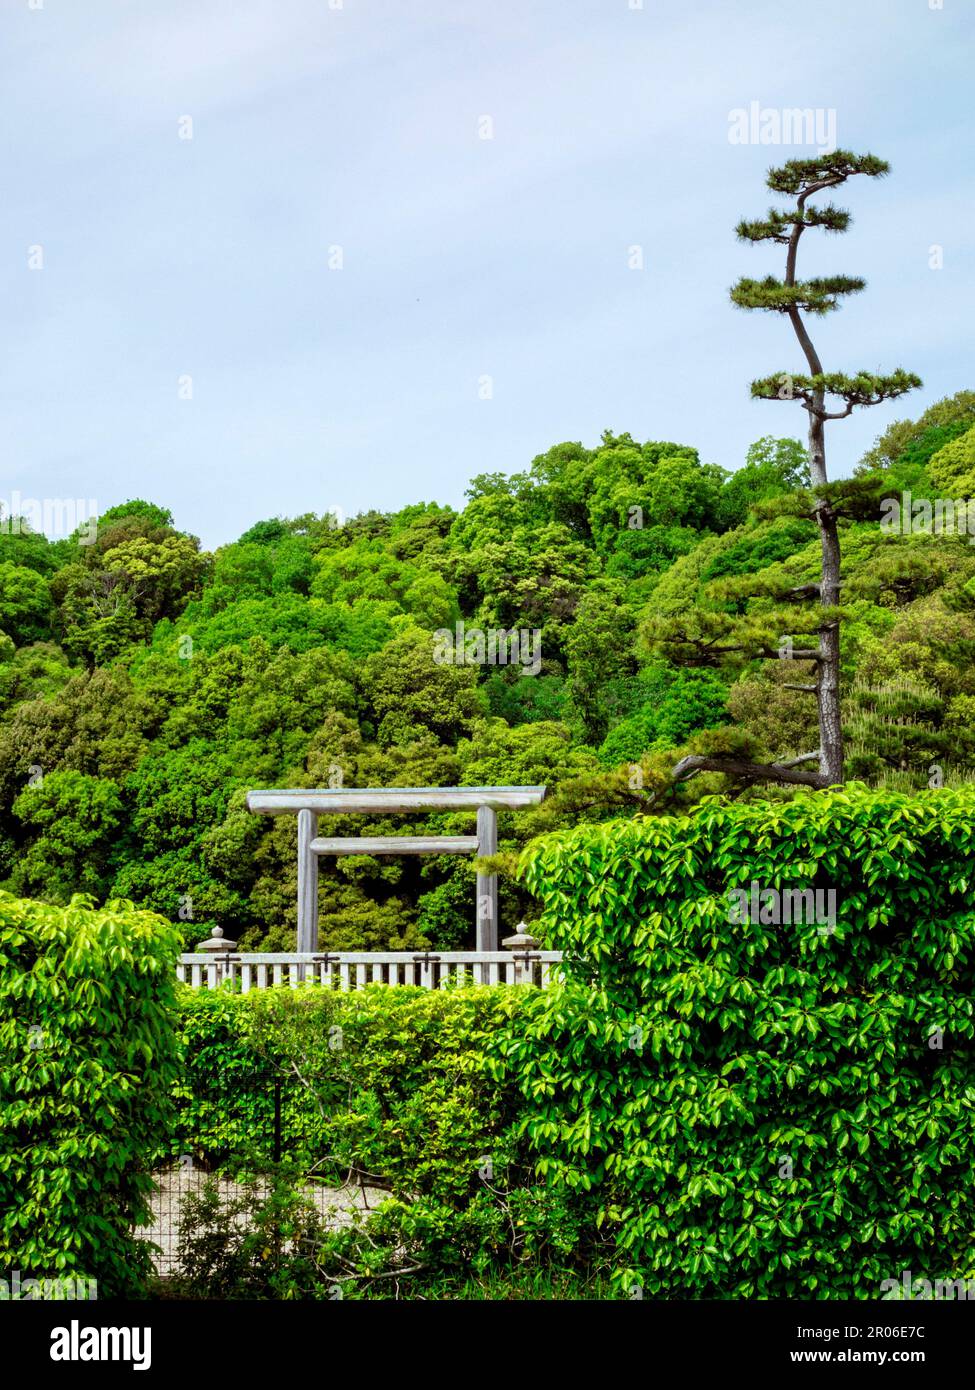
[{"left": 3, "top": 388, "right": 975, "bottom": 950}]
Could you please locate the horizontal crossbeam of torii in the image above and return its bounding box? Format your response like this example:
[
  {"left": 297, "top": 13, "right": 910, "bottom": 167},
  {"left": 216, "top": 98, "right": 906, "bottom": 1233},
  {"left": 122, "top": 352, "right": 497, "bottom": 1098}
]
[{"left": 245, "top": 786, "right": 547, "bottom": 952}]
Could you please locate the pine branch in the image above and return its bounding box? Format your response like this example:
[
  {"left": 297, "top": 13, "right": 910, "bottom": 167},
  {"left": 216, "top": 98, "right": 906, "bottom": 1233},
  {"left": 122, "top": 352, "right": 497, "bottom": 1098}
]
[
  {"left": 669, "top": 751, "right": 829, "bottom": 790},
  {"left": 731, "top": 275, "right": 866, "bottom": 316},
  {"left": 736, "top": 204, "right": 852, "bottom": 244},
  {"left": 765, "top": 151, "right": 890, "bottom": 195},
  {"left": 749, "top": 368, "right": 923, "bottom": 414}
]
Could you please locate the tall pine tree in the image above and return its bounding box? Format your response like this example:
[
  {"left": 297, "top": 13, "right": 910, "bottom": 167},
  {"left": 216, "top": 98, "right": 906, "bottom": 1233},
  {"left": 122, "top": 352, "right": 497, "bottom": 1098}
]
[{"left": 674, "top": 150, "right": 920, "bottom": 790}]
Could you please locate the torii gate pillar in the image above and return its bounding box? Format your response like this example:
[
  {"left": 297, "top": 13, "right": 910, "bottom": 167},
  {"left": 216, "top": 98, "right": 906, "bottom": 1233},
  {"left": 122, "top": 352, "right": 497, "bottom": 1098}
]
[
  {"left": 475, "top": 805, "right": 498, "bottom": 951},
  {"left": 296, "top": 809, "right": 319, "bottom": 953}
]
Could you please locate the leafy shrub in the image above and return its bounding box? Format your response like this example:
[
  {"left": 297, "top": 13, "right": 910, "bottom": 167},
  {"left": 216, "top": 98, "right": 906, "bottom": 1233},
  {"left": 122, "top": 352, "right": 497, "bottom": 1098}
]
[
  {"left": 701, "top": 517, "right": 817, "bottom": 581},
  {"left": 176, "top": 986, "right": 523, "bottom": 1197},
  {"left": 892, "top": 420, "right": 973, "bottom": 476},
  {"left": 0, "top": 563, "right": 52, "bottom": 645},
  {"left": 514, "top": 786, "right": 975, "bottom": 1297},
  {"left": 169, "top": 1170, "right": 604, "bottom": 1301},
  {"left": 928, "top": 425, "right": 975, "bottom": 498},
  {"left": 415, "top": 865, "right": 472, "bottom": 950},
  {"left": 597, "top": 667, "right": 728, "bottom": 765},
  {"left": 858, "top": 389, "right": 975, "bottom": 473},
  {"left": 714, "top": 436, "right": 809, "bottom": 530},
  {"left": 174, "top": 785, "right": 975, "bottom": 1300},
  {"left": 168, "top": 989, "right": 339, "bottom": 1170},
  {"left": 171, "top": 984, "right": 589, "bottom": 1292},
  {"left": 0, "top": 892, "right": 182, "bottom": 1296},
  {"left": 11, "top": 771, "right": 124, "bottom": 903},
  {"left": 604, "top": 524, "right": 701, "bottom": 579},
  {"left": 171, "top": 1174, "right": 332, "bottom": 1301}
]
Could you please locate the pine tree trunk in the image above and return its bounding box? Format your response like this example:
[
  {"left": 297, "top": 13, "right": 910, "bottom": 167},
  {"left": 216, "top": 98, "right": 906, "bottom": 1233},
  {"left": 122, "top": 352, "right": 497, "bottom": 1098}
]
[{"left": 808, "top": 407, "right": 844, "bottom": 784}]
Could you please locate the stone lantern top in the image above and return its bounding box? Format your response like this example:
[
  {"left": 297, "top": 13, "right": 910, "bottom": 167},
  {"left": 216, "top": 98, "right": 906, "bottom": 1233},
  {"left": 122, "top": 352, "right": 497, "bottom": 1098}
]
[
  {"left": 198, "top": 925, "right": 238, "bottom": 953},
  {"left": 502, "top": 922, "right": 540, "bottom": 951}
]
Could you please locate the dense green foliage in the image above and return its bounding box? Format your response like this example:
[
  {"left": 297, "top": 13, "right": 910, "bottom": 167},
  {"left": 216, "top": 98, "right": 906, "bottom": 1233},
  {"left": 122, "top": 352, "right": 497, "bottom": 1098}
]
[
  {"left": 175, "top": 986, "right": 520, "bottom": 1193},
  {"left": 516, "top": 784, "right": 975, "bottom": 1296},
  {"left": 2, "top": 400, "right": 975, "bottom": 947},
  {"left": 165, "top": 782, "right": 975, "bottom": 1298},
  {"left": 168, "top": 984, "right": 585, "bottom": 1296},
  {"left": 0, "top": 892, "right": 181, "bottom": 1296}
]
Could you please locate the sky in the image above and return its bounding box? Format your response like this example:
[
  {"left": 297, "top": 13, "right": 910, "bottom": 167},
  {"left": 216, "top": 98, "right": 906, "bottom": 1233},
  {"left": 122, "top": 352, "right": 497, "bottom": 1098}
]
[{"left": 2, "top": 0, "right": 972, "bottom": 549}]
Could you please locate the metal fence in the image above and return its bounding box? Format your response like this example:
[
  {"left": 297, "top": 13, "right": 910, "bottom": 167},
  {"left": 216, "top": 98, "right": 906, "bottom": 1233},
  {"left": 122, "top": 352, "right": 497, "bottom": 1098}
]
[
  {"left": 140, "top": 1073, "right": 380, "bottom": 1280},
  {"left": 141, "top": 1164, "right": 373, "bottom": 1279}
]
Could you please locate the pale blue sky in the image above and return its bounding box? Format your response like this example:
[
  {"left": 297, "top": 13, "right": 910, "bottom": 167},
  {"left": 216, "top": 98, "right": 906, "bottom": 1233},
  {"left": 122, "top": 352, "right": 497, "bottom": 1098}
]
[{"left": 2, "top": 0, "right": 971, "bottom": 548}]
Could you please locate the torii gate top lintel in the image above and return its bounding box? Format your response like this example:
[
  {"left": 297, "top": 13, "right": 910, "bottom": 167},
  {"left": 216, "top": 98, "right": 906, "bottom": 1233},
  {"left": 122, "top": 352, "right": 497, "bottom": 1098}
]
[
  {"left": 246, "top": 785, "right": 546, "bottom": 952},
  {"left": 246, "top": 786, "right": 545, "bottom": 814}
]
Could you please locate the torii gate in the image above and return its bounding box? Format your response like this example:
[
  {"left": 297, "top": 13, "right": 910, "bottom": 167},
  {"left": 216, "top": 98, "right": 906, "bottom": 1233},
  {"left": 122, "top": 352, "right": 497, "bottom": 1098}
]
[{"left": 245, "top": 785, "right": 546, "bottom": 953}]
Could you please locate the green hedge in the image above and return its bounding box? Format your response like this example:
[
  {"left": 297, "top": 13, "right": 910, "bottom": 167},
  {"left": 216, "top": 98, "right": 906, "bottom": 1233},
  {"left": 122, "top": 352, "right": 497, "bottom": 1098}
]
[
  {"left": 170, "top": 984, "right": 585, "bottom": 1283},
  {"left": 513, "top": 785, "right": 975, "bottom": 1297},
  {"left": 168, "top": 785, "right": 975, "bottom": 1297},
  {"left": 167, "top": 989, "right": 332, "bottom": 1169},
  {"left": 0, "top": 892, "right": 181, "bottom": 1297},
  {"left": 173, "top": 986, "right": 524, "bottom": 1180}
]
